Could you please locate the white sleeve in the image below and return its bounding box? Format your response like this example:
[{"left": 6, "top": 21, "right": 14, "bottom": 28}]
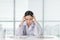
[
  {"left": 33, "top": 22, "right": 43, "bottom": 36},
  {"left": 15, "top": 22, "right": 26, "bottom": 36},
  {"left": 33, "top": 25, "right": 39, "bottom": 36},
  {"left": 15, "top": 26, "right": 23, "bottom": 36}
]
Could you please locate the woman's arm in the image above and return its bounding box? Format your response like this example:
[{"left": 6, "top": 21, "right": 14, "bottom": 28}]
[
  {"left": 16, "top": 16, "right": 25, "bottom": 36},
  {"left": 19, "top": 16, "right": 25, "bottom": 27},
  {"left": 33, "top": 16, "right": 43, "bottom": 36}
]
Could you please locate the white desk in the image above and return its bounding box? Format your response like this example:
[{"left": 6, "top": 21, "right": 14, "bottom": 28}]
[{"left": 0, "top": 35, "right": 59, "bottom": 40}]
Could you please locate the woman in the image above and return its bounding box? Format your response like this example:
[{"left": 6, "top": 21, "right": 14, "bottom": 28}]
[{"left": 16, "top": 11, "right": 42, "bottom": 36}]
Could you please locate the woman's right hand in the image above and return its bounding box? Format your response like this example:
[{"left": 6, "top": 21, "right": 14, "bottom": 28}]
[{"left": 19, "top": 16, "right": 25, "bottom": 27}]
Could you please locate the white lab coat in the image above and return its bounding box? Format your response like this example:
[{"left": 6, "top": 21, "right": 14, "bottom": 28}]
[{"left": 16, "top": 21, "right": 42, "bottom": 36}]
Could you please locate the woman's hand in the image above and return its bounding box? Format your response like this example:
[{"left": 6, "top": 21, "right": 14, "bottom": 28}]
[
  {"left": 33, "top": 15, "right": 39, "bottom": 25},
  {"left": 33, "top": 16, "right": 37, "bottom": 22},
  {"left": 33, "top": 16, "right": 40, "bottom": 27},
  {"left": 21, "top": 16, "right": 25, "bottom": 22},
  {"left": 19, "top": 16, "right": 25, "bottom": 27}
]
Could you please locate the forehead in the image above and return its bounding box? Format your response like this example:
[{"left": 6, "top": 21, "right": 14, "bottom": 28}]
[{"left": 25, "top": 15, "right": 33, "bottom": 19}]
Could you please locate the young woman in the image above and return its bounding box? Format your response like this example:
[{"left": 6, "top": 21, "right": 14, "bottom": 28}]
[{"left": 16, "top": 11, "right": 42, "bottom": 36}]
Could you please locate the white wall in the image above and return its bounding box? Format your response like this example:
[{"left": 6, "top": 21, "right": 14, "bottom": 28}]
[
  {"left": 44, "top": 0, "right": 60, "bottom": 37},
  {"left": 44, "top": 0, "right": 60, "bottom": 21},
  {"left": 0, "top": 0, "right": 13, "bottom": 21}
]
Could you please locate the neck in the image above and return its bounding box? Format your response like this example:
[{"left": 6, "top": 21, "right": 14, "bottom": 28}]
[{"left": 27, "top": 24, "right": 31, "bottom": 28}]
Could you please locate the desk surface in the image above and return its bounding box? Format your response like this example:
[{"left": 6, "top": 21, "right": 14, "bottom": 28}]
[{"left": 0, "top": 35, "right": 59, "bottom": 40}]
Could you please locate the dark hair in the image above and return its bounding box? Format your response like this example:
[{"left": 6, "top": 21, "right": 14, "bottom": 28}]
[{"left": 24, "top": 11, "right": 34, "bottom": 17}]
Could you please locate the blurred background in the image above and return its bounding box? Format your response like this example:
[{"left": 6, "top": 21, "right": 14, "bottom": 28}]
[{"left": 0, "top": 0, "right": 60, "bottom": 39}]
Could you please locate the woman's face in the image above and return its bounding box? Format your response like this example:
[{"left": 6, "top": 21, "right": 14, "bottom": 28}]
[{"left": 24, "top": 15, "right": 33, "bottom": 26}]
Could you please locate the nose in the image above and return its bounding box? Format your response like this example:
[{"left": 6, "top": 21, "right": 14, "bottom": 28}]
[{"left": 27, "top": 20, "right": 30, "bottom": 23}]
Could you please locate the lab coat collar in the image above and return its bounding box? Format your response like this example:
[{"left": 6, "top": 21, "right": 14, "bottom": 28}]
[{"left": 23, "top": 21, "right": 35, "bottom": 31}]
